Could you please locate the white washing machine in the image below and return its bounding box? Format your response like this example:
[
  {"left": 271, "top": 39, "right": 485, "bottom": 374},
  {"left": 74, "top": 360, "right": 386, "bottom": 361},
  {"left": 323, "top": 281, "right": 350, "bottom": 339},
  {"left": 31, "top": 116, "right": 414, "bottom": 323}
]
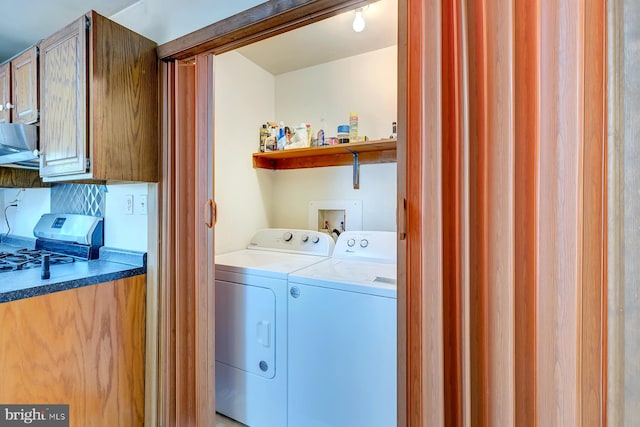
[
  {"left": 287, "top": 231, "right": 397, "bottom": 427},
  {"left": 215, "top": 228, "right": 335, "bottom": 427}
]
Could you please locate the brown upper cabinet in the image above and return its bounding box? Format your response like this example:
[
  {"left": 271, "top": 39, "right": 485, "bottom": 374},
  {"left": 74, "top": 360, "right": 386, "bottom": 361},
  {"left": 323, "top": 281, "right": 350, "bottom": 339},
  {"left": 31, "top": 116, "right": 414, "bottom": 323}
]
[
  {"left": 0, "top": 46, "right": 38, "bottom": 124},
  {"left": 39, "top": 11, "right": 158, "bottom": 182}
]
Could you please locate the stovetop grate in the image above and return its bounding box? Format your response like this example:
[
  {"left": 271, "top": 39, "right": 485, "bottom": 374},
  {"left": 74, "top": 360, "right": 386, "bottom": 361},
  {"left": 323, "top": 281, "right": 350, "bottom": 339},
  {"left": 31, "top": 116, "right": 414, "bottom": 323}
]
[{"left": 0, "top": 249, "right": 77, "bottom": 273}]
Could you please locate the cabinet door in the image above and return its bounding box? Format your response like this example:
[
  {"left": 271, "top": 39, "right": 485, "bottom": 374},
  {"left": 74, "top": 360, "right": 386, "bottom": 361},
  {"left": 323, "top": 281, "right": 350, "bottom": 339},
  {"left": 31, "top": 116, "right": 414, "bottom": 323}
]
[
  {"left": 39, "top": 17, "right": 88, "bottom": 177},
  {"left": 11, "top": 47, "right": 38, "bottom": 124},
  {"left": 0, "top": 63, "right": 9, "bottom": 124}
]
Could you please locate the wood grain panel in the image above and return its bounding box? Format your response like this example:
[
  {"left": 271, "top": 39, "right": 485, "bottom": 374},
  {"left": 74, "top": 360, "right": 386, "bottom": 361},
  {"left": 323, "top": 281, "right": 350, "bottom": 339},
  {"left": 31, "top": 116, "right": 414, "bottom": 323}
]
[
  {"left": 538, "top": 1, "right": 584, "bottom": 425},
  {"left": 582, "top": 0, "right": 607, "bottom": 424},
  {"left": 514, "top": 0, "right": 540, "bottom": 425},
  {"left": 0, "top": 62, "right": 9, "bottom": 123},
  {"left": 467, "top": 0, "right": 516, "bottom": 424},
  {"left": 159, "top": 57, "right": 216, "bottom": 426},
  {"left": 466, "top": 1, "right": 489, "bottom": 423},
  {"left": 484, "top": 0, "right": 515, "bottom": 424},
  {"left": 0, "top": 276, "right": 146, "bottom": 427},
  {"left": 174, "top": 60, "right": 197, "bottom": 426},
  {"left": 159, "top": 60, "right": 177, "bottom": 426},
  {"left": 252, "top": 139, "right": 397, "bottom": 169},
  {"left": 442, "top": 0, "right": 462, "bottom": 424},
  {"left": 11, "top": 46, "right": 38, "bottom": 124},
  {"left": 396, "top": 0, "right": 408, "bottom": 424},
  {"left": 194, "top": 53, "right": 216, "bottom": 427},
  {"left": 39, "top": 16, "right": 88, "bottom": 177},
  {"left": 0, "top": 167, "right": 49, "bottom": 188},
  {"left": 403, "top": 0, "right": 445, "bottom": 424},
  {"left": 90, "top": 12, "right": 158, "bottom": 182}
]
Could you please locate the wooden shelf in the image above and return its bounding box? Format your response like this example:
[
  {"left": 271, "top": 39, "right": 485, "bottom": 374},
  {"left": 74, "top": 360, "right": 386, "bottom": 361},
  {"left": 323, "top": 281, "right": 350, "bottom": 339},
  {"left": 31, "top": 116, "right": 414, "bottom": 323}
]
[{"left": 252, "top": 138, "right": 397, "bottom": 170}]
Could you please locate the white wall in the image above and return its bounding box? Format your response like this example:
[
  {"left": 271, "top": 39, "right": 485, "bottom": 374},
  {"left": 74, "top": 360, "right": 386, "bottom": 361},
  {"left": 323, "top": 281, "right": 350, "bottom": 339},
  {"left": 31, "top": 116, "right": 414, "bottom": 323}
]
[
  {"left": 275, "top": 46, "right": 398, "bottom": 141},
  {"left": 0, "top": 188, "right": 50, "bottom": 238},
  {"left": 272, "top": 46, "right": 398, "bottom": 232},
  {"left": 104, "top": 183, "right": 149, "bottom": 252},
  {"left": 214, "top": 51, "right": 275, "bottom": 254},
  {"left": 213, "top": 47, "right": 397, "bottom": 254},
  {"left": 271, "top": 163, "right": 396, "bottom": 231}
]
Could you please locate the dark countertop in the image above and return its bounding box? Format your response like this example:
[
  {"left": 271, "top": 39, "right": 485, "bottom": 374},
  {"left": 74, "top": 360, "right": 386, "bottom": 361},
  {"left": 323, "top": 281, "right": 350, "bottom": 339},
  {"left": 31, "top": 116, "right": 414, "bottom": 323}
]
[{"left": 0, "top": 239, "right": 146, "bottom": 304}]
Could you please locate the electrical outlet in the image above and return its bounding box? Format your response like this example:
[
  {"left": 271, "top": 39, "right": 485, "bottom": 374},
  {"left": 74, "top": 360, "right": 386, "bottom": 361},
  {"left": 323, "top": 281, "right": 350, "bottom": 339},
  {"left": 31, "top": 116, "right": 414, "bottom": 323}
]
[
  {"left": 124, "top": 194, "right": 134, "bottom": 215},
  {"left": 137, "top": 195, "right": 147, "bottom": 216}
]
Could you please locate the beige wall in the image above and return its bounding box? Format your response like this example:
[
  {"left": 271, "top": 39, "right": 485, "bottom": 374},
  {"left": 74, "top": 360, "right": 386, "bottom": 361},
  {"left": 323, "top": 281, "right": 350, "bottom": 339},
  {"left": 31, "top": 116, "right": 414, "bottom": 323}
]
[
  {"left": 272, "top": 46, "right": 398, "bottom": 232},
  {"left": 214, "top": 51, "right": 275, "bottom": 254},
  {"left": 213, "top": 46, "right": 397, "bottom": 254}
]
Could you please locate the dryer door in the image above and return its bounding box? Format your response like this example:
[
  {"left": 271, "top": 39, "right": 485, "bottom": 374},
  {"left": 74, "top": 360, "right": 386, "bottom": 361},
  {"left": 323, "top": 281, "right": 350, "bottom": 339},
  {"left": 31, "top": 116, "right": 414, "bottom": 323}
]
[{"left": 215, "top": 280, "right": 276, "bottom": 379}]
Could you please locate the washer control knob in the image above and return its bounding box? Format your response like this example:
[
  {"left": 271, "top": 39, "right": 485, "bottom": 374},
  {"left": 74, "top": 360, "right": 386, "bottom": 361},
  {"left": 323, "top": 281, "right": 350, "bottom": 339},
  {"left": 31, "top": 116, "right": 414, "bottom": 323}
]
[
  {"left": 283, "top": 231, "right": 293, "bottom": 242},
  {"left": 311, "top": 235, "right": 320, "bottom": 244},
  {"left": 302, "top": 234, "right": 309, "bottom": 242},
  {"left": 290, "top": 286, "right": 301, "bottom": 298},
  {"left": 347, "top": 238, "right": 356, "bottom": 247},
  {"left": 360, "top": 239, "right": 369, "bottom": 248}
]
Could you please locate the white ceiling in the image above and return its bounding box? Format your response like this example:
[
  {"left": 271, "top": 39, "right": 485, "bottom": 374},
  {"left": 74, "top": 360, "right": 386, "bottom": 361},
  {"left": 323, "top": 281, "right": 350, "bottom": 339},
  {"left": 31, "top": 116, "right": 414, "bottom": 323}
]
[
  {"left": 236, "top": 0, "right": 397, "bottom": 75},
  {"left": 0, "top": 0, "right": 397, "bottom": 75},
  {"left": 0, "top": 0, "right": 263, "bottom": 63},
  {"left": 0, "top": 0, "right": 139, "bottom": 62}
]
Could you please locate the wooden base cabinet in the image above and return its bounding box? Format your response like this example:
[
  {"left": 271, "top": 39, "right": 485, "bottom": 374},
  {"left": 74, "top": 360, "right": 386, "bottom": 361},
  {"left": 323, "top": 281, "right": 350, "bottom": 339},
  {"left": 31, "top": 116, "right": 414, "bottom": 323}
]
[
  {"left": 39, "top": 11, "right": 158, "bottom": 182},
  {"left": 0, "top": 276, "right": 146, "bottom": 427}
]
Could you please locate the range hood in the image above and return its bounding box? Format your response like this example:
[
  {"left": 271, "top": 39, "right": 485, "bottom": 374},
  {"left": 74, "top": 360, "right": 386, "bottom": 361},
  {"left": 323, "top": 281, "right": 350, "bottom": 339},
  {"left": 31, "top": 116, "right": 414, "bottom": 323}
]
[{"left": 0, "top": 123, "right": 39, "bottom": 168}]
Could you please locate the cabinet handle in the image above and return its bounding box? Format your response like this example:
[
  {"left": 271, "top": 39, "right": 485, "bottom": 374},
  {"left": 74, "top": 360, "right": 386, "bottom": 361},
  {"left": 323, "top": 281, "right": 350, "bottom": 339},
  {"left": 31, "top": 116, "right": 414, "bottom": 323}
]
[
  {"left": 204, "top": 199, "right": 216, "bottom": 228},
  {"left": 5, "top": 103, "right": 13, "bottom": 109},
  {"left": 0, "top": 105, "right": 3, "bottom": 111}
]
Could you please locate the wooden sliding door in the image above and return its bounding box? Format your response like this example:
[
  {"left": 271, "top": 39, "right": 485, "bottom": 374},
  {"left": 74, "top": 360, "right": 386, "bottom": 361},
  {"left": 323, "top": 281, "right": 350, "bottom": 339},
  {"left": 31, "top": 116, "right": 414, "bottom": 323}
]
[
  {"left": 401, "top": 0, "right": 607, "bottom": 425},
  {"left": 159, "top": 54, "right": 216, "bottom": 427}
]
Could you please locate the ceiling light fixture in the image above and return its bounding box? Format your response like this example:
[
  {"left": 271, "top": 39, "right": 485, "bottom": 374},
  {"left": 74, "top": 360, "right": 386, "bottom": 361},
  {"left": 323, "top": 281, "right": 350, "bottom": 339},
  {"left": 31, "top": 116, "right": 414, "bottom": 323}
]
[{"left": 352, "top": 8, "right": 365, "bottom": 32}]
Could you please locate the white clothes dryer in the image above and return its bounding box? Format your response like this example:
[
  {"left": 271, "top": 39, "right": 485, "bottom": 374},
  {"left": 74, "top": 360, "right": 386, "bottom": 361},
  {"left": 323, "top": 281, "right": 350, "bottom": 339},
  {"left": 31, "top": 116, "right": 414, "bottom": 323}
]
[
  {"left": 286, "top": 230, "right": 397, "bottom": 427},
  {"left": 214, "top": 229, "right": 335, "bottom": 427}
]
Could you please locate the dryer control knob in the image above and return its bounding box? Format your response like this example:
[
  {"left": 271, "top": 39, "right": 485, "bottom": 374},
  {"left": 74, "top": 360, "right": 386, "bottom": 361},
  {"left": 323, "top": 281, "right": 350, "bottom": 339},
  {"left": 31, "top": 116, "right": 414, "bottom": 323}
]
[
  {"left": 347, "top": 238, "right": 356, "bottom": 247},
  {"left": 360, "top": 239, "right": 369, "bottom": 248},
  {"left": 311, "top": 235, "right": 320, "bottom": 244},
  {"left": 283, "top": 231, "right": 293, "bottom": 242},
  {"left": 302, "top": 234, "right": 309, "bottom": 242}
]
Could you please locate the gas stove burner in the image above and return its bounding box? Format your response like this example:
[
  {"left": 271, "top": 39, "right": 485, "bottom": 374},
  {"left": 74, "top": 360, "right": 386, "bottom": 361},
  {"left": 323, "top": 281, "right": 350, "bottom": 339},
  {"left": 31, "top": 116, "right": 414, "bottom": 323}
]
[{"left": 0, "top": 248, "right": 77, "bottom": 273}]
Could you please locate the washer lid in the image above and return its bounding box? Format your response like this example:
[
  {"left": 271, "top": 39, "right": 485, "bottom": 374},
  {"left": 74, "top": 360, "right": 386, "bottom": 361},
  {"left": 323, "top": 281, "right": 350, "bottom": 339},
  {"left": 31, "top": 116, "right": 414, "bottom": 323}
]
[
  {"left": 215, "top": 249, "right": 330, "bottom": 278},
  {"left": 288, "top": 258, "right": 397, "bottom": 298}
]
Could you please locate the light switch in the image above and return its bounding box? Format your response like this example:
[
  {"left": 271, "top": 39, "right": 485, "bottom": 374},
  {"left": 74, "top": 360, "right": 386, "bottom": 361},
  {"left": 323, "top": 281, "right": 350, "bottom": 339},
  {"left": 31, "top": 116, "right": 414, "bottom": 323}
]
[{"left": 124, "top": 194, "right": 134, "bottom": 215}]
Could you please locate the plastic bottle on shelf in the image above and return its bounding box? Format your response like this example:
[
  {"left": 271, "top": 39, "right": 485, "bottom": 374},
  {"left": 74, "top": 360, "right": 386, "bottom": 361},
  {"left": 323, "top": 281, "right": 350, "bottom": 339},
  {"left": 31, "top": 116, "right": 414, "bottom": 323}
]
[
  {"left": 259, "top": 124, "right": 270, "bottom": 152},
  {"left": 349, "top": 112, "right": 358, "bottom": 143},
  {"left": 337, "top": 125, "right": 350, "bottom": 144}
]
